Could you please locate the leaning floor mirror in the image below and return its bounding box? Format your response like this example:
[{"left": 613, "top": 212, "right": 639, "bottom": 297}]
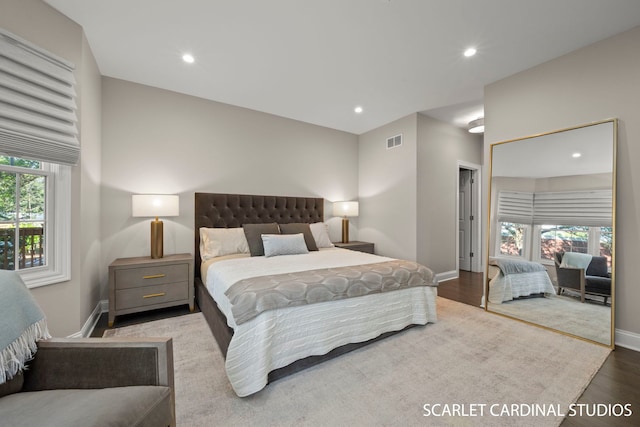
[{"left": 485, "top": 119, "right": 616, "bottom": 348}]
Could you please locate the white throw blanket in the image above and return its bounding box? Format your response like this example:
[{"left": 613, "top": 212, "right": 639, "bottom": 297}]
[
  {"left": 0, "top": 271, "right": 50, "bottom": 384},
  {"left": 560, "top": 252, "right": 593, "bottom": 269}
]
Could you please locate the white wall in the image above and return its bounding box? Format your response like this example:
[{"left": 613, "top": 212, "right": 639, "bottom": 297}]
[
  {"left": 485, "top": 26, "right": 640, "bottom": 341},
  {"left": 1, "top": 0, "right": 103, "bottom": 336},
  {"left": 101, "top": 77, "right": 359, "bottom": 284},
  {"left": 358, "top": 114, "right": 418, "bottom": 261}
]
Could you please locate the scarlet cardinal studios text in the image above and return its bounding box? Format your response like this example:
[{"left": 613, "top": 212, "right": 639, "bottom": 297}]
[{"left": 422, "top": 403, "right": 632, "bottom": 418}]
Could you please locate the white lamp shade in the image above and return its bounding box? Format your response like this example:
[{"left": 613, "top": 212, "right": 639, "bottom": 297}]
[
  {"left": 333, "top": 201, "right": 359, "bottom": 217},
  {"left": 132, "top": 194, "right": 179, "bottom": 217}
]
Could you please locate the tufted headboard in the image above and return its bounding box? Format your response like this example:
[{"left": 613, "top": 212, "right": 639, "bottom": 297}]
[{"left": 194, "top": 192, "right": 324, "bottom": 277}]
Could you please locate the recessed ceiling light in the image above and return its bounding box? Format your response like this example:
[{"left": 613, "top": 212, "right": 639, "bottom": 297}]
[
  {"left": 463, "top": 47, "right": 477, "bottom": 57},
  {"left": 572, "top": 152, "right": 582, "bottom": 158},
  {"left": 354, "top": 106, "right": 363, "bottom": 114},
  {"left": 182, "top": 53, "right": 195, "bottom": 64}
]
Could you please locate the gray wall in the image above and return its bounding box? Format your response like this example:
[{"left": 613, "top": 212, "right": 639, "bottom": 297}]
[
  {"left": 101, "top": 77, "right": 359, "bottom": 281},
  {"left": 1, "top": 0, "right": 103, "bottom": 336},
  {"left": 417, "top": 114, "right": 483, "bottom": 274},
  {"left": 485, "top": 26, "right": 640, "bottom": 341},
  {"left": 358, "top": 114, "right": 418, "bottom": 261},
  {"left": 358, "top": 112, "right": 482, "bottom": 275}
]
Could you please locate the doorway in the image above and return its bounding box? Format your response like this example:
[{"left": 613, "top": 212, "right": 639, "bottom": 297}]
[{"left": 457, "top": 161, "right": 481, "bottom": 273}]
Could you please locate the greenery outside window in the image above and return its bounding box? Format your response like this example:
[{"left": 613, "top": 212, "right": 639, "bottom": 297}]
[
  {"left": 497, "top": 222, "right": 530, "bottom": 258},
  {"left": 0, "top": 155, "right": 70, "bottom": 287}
]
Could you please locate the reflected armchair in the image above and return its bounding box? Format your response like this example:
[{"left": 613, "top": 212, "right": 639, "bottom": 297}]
[{"left": 554, "top": 252, "right": 611, "bottom": 305}]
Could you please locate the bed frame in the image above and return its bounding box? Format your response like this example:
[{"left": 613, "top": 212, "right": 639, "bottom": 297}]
[{"left": 193, "top": 192, "right": 413, "bottom": 383}]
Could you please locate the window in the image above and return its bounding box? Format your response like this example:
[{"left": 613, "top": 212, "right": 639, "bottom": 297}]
[
  {"left": 0, "top": 28, "right": 76, "bottom": 287},
  {"left": 0, "top": 155, "right": 70, "bottom": 287},
  {"left": 534, "top": 224, "right": 612, "bottom": 268},
  {"left": 497, "top": 222, "right": 529, "bottom": 258},
  {"left": 599, "top": 226, "right": 613, "bottom": 262},
  {"left": 494, "top": 189, "right": 613, "bottom": 267},
  {"left": 0, "top": 156, "right": 46, "bottom": 270}
]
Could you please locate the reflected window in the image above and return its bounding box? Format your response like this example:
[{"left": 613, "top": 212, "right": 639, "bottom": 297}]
[
  {"left": 598, "top": 226, "right": 613, "bottom": 266},
  {"left": 537, "top": 224, "right": 611, "bottom": 268},
  {"left": 498, "top": 222, "right": 529, "bottom": 257}
]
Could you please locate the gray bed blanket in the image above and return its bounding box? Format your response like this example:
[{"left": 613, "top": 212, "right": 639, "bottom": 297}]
[
  {"left": 489, "top": 257, "right": 547, "bottom": 275},
  {"left": 225, "top": 260, "right": 437, "bottom": 325}
]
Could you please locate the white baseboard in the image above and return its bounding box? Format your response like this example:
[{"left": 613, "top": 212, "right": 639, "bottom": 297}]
[
  {"left": 66, "top": 299, "right": 108, "bottom": 338},
  {"left": 615, "top": 328, "right": 640, "bottom": 352},
  {"left": 436, "top": 270, "right": 458, "bottom": 283}
]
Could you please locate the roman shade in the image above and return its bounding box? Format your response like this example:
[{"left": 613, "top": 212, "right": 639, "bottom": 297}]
[
  {"left": 532, "top": 190, "right": 612, "bottom": 227},
  {"left": 0, "top": 28, "right": 79, "bottom": 166},
  {"left": 496, "top": 191, "right": 534, "bottom": 224},
  {"left": 497, "top": 190, "right": 613, "bottom": 227}
]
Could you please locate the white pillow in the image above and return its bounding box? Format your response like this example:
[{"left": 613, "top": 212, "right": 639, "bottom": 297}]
[
  {"left": 309, "top": 222, "right": 334, "bottom": 248},
  {"left": 262, "top": 233, "right": 309, "bottom": 257},
  {"left": 199, "top": 227, "right": 250, "bottom": 260}
]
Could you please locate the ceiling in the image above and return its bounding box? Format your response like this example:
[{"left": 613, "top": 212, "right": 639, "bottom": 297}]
[
  {"left": 492, "top": 121, "right": 614, "bottom": 179},
  {"left": 45, "top": 0, "right": 640, "bottom": 135}
]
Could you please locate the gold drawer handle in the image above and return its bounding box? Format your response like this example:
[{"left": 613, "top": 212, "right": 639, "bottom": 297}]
[
  {"left": 143, "top": 274, "right": 166, "bottom": 279},
  {"left": 143, "top": 292, "right": 166, "bottom": 299}
]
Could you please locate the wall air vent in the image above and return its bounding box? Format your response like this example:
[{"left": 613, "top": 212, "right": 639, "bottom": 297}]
[{"left": 386, "top": 134, "right": 403, "bottom": 149}]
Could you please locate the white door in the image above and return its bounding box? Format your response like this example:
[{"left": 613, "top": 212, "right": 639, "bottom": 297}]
[{"left": 459, "top": 169, "right": 474, "bottom": 271}]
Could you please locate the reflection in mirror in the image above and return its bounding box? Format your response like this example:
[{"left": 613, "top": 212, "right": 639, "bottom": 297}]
[{"left": 486, "top": 119, "right": 616, "bottom": 347}]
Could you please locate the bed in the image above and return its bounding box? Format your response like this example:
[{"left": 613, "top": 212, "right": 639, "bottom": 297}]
[
  {"left": 194, "top": 192, "right": 438, "bottom": 396},
  {"left": 487, "top": 257, "right": 556, "bottom": 304}
]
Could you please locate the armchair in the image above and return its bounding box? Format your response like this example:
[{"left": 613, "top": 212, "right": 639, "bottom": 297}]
[
  {"left": 554, "top": 252, "right": 611, "bottom": 305},
  {"left": 0, "top": 271, "right": 175, "bottom": 427}
]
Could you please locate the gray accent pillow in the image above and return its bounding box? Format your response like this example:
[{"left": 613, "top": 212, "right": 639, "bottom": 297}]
[
  {"left": 279, "top": 223, "right": 319, "bottom": 251},
  {"left": 243, "top": 223, "right": 280, "bottom": 256},
  {"left": 262, "top": 234, "right": 310, "bottom": 257}
]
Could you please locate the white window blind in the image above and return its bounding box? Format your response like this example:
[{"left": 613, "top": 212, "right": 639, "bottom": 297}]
[
  {"left": 497, "top": 191, "right": 534, "bottom": 223},
  {"left": 0, "top": 28, "right": 79, "bottom": 166},
  {"left": 533, "top": 190, "right": 612, "bottom": 227}
]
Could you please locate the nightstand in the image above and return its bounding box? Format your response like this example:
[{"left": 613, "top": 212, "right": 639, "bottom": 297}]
[
  {"left": 333, "top": 241, "right": 375, "bottom": 254},
  {"left": 108, "top": 253, "right": 194, "bottom": 327}
]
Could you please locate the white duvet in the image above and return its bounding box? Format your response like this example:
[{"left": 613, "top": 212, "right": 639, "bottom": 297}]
[
  {"left": 487, "top": 264, "right": 556, "bottom": 304},
  {"left": 203, "top": 247, "right": 438, "bottom": 396}
]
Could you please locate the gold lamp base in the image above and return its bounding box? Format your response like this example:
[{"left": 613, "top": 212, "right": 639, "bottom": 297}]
[
  {"left": 150, "top": 217, "right": 164, "bottom": 259},
  {"left": 341, "top": 217, "right": 350, "bottom": 243}
]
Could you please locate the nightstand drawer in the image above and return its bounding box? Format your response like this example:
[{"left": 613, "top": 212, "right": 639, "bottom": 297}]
[
  {"left": 115, "top": 263, "right": 188, "bottom": 289},
  {"left": 115, "top": 281, "right": 188, "bottom": 310}
]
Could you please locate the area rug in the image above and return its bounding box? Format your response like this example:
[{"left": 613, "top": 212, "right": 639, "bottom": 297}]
[
  {"left": 103, "top": 297, "right": 610, "bottom": 427},
  {"left": 488, "top": 295, "right": 611, "bottom": 345}
]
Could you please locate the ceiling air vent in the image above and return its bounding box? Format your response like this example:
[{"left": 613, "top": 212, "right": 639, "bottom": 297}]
[{"left": 386, "top": 134, "right": 403, "bottom": 149}]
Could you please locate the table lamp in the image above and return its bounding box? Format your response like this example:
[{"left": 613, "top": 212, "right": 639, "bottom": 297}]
[
  {"left": 132, "top": 194, "right": 179, "bottom": 258},
  {"left": 333, "top": 201, "right": 359, "bottom": 243}
]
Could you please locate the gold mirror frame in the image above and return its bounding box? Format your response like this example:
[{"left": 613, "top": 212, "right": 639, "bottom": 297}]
[{"left": 485, "top": 119, "right": 616, "bottom": 348}]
